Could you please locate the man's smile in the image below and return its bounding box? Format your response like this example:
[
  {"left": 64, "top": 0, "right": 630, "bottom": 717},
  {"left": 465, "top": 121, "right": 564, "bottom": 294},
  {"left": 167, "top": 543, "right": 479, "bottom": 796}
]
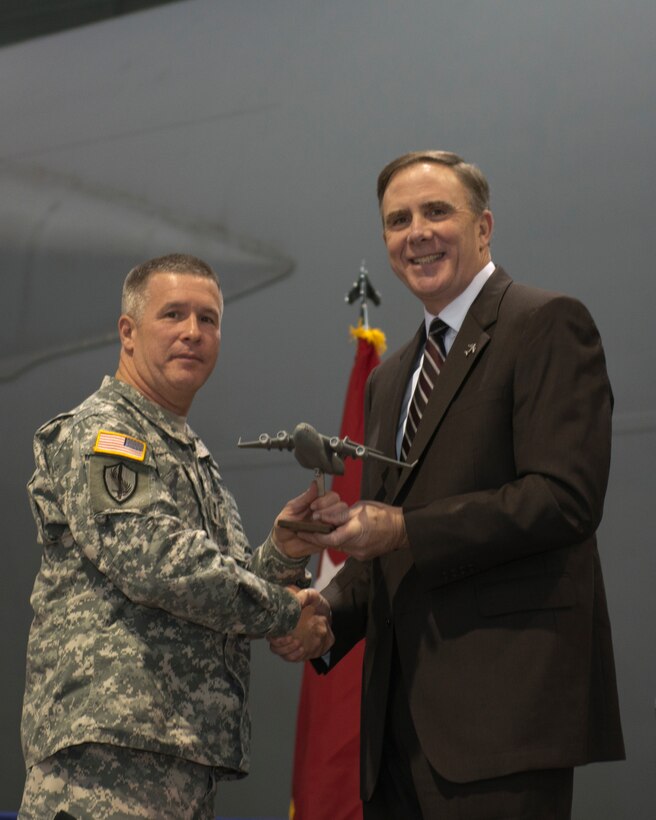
[{"left": 410, "top": 251, "right": 446, "bottom": 265}]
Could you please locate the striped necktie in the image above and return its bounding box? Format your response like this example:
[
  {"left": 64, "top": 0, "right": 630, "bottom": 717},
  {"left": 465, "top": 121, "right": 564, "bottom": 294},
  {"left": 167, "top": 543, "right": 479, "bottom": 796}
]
[{"left": 400, "top": 318, "right": 448, "bottom": 461}]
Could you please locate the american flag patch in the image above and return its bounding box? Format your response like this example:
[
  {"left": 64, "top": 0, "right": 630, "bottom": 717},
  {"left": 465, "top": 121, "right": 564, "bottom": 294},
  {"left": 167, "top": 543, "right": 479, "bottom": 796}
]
[{"left": 93, "top": 430, "right": 147, "bottom": 461}]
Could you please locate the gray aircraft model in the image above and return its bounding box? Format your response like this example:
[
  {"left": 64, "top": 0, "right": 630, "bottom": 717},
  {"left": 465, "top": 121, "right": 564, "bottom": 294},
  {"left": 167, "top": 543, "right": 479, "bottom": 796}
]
[{"left": 238, "top": 422, "right": 413, "bottom": 532}]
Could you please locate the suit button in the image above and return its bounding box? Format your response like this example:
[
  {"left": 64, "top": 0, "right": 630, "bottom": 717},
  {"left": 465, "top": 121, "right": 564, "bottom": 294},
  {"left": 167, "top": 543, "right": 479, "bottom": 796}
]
[{"left": 385, "top": 617, "right": 392, "bottom": 627}]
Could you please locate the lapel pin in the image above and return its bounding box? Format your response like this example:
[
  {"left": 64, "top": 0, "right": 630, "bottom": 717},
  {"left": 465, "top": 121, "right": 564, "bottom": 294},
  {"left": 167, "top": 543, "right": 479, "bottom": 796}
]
[{"left": 464, "top": 343, "right": 477, "bottom": 357}]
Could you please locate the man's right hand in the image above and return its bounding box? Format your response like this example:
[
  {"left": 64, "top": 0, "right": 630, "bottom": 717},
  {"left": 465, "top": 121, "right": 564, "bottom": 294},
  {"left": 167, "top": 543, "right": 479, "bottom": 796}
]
[{"left": 270, "top": 588, "right": 334, "bottom": 662}]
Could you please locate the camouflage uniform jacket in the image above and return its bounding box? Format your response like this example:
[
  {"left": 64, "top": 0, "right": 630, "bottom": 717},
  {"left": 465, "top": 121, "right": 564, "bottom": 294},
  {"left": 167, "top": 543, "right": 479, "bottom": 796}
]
[{"left": 22, "top": 376, "right": 309, "bottom": 776}]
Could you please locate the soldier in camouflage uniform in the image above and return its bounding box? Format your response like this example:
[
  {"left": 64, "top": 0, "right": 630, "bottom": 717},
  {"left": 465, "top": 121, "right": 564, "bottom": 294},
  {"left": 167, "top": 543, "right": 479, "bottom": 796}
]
[{"left": 20, "top": 254, "right": 340, "bottom": 819}]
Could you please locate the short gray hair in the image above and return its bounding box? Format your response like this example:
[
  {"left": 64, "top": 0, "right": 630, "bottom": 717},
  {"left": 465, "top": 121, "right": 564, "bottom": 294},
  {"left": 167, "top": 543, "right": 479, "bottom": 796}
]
[{"left": 122, "top": 253, "right": 221, "bottom": 320}]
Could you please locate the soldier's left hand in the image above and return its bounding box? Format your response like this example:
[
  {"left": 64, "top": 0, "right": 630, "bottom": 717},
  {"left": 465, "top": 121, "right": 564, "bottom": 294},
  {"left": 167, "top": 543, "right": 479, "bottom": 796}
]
[{"left": 272, "top": 482, "right": 348, "bottom": 558}]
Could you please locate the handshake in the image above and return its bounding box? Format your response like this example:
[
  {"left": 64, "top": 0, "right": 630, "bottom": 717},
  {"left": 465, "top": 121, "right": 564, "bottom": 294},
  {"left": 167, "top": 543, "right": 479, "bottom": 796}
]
[
  {"left": 266, "top": 478, "right": 410, "bottom": 663},
  {"left": 269, "top": 587, "right": 334, "bottom": 663}
]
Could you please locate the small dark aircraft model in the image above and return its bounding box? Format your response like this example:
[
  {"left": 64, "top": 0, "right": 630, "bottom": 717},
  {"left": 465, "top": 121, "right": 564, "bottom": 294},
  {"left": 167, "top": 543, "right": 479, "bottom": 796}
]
[{"left": 238, "top": 422, "right": 413, "bottom": 532}]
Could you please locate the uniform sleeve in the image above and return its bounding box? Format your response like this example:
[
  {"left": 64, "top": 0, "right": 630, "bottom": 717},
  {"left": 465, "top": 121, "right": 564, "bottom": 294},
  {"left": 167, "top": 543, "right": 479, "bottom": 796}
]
[
  {"left": 36, "top": 419, "right": 303, "bottom": 638},
  {"left": 250, "top": 533, "right": 312, "bottom": 589}
]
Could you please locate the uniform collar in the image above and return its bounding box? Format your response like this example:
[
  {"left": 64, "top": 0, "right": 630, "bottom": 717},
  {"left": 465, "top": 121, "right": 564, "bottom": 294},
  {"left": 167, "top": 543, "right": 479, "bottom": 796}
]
[{"left": 99, "top": 376, "right": 194, "bottom": 443}]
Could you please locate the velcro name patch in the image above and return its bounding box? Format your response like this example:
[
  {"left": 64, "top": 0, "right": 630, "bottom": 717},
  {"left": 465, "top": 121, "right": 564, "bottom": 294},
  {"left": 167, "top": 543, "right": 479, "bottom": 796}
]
[{"left": 93, "top": 430, "right": 147, "bottom": 462}]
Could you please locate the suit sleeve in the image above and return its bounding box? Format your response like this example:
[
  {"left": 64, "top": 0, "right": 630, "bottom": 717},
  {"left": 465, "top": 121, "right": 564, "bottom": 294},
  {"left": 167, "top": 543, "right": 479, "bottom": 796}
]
[
  {"left": 315, "top": 557, "right": 372, "bottom": 671},
  {"left": 404, "top": 295, "right": 613, "bottom": 588}
]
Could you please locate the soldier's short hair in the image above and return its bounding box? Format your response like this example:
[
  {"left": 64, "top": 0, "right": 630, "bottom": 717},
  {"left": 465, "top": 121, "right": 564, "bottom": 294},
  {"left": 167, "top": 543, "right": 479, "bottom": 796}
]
[
  {"left": 122, "top": 253, "right": 221, "bottom": 320},
  {"left": 376, "top": 150, "right": 490, "bottom": 215}
]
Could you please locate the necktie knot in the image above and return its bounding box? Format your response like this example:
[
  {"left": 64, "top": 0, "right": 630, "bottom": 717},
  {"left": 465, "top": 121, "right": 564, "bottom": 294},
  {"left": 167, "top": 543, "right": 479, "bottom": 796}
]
[{"left": 428, "top": 318, "right": 449, "bottom": 357}]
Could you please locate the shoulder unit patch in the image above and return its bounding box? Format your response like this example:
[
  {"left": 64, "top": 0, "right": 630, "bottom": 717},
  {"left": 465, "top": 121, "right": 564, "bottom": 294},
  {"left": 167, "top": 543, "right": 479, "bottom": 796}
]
[
  {"left": 93, "top": 429, "right": 147, "bottom": 461},
  {"left": 103, "top": 462, "right": 138, "bottom": 503}
]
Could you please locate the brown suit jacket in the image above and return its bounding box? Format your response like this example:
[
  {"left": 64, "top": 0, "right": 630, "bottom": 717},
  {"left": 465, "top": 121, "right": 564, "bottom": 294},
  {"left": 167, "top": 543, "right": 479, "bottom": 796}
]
[{"left": 319, "top": 268, "right": 624, "bottom": 798}]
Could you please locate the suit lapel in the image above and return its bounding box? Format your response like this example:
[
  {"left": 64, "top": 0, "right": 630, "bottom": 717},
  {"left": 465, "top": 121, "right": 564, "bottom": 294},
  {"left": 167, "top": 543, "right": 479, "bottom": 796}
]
[{"left": 390, "top": 268, "right": 513, "bottom": 503}]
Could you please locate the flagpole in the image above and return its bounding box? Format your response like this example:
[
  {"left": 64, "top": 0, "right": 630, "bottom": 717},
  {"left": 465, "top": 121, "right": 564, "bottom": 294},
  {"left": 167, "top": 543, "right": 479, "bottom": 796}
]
[
  {"left": 290, "top": 263, "right": 385, "bottom": 820},
  {"left": 344, "top": 259, "right": 381, "bottom": 330}
]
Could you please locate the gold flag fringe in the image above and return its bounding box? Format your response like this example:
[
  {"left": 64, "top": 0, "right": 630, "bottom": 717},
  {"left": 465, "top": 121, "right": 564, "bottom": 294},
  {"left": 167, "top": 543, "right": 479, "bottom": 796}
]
[{"left": 349, "top": 322, "right": 387, "bottom": 356}]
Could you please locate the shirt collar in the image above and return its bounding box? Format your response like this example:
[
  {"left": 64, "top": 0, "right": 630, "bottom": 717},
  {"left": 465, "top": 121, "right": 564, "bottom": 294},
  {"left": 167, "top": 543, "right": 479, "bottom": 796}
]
[
  {"left": 423, "top": 261, "right": 496, "bottom": 336},
  {"left": 99, "top": 376, "right": 193, "bottom": 443}
]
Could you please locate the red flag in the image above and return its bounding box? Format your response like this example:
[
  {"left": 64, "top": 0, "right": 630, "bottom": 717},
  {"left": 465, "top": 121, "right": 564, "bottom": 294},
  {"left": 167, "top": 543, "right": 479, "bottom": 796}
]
[{"left": 290, "top": 326, "right": 385, "bottom": 820}]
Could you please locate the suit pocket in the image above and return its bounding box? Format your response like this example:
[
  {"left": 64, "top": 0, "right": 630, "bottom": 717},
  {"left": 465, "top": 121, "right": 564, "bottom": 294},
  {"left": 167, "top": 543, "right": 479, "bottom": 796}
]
[
  {"left": 447, "top": 386, "right": 510, "bottom": 416},
  {"left": 475, "top": 572, "right": 577, "bottom": 617}
]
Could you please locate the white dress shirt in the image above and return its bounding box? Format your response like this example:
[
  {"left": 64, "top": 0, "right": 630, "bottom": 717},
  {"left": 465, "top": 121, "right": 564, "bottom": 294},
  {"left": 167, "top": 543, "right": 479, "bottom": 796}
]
[{"left": 395, "top": 262, "right": 496, "bottom": 457}]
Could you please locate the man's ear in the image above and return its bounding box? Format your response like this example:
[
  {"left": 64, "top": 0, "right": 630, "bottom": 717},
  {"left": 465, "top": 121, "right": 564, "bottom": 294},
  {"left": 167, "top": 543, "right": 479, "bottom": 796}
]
[
  {"left": 118, "top": 314, "right": 136, "bottom": 353},
  {"left": 478, "top": 209, "right": 494, "bottom": 249}
]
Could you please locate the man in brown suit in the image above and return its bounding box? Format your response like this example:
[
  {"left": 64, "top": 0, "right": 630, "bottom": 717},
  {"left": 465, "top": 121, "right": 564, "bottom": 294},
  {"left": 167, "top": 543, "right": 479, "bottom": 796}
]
[{"left": 272, "top": 151, "right": 624, "bottom": 819}]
